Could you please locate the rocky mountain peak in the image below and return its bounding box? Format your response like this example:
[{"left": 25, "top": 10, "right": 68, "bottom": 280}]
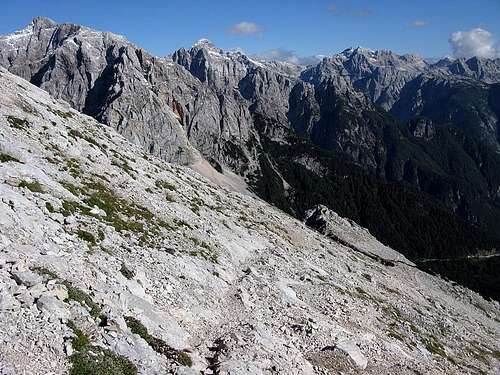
[
  {"left": 338, "top": 47, "right": 427, "bottom": 70},
  {"left": 193, "top": 38, "right": 216, "bottom": 49},
  {"left": 31, "top": 16, "right": 58, "bottom": 30},
  {"left": 431, "top": 56, "right": 454, "bottom": 68},
  {"left": 340, "top": 46, "right": 375, "bottom": 57}
]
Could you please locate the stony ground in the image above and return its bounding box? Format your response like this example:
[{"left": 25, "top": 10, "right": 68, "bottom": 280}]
[{"left": 0, "top": 67, "right": 499, "bottom": 374}]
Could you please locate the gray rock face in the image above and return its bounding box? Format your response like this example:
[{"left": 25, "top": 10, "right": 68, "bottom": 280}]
[
  {"left": 11, "top": 270, "right": 42, "bottom": 287},
  {"left": 2, "top": 17, "right": 499, "bottom": 176},
  {"left": 0, "top": 19, "right": 301, "bottom": 175},
  {"left": 300, "top": 48, "right": 430, "bottom": 111},
  {"left": 36, "top": 295, "right": 70, "bottom": 320},
  {"left": 438, "top": 56, "right": 500, "bottom": 83},
  {"left": 0, "top": 17, "right": 198, "bottom": 164},
  {"left": 304, "top": 204, "right": 408, "bottom": 263},
  {"left": 171, "top": 39, "right": 301, "bottom": 173}
]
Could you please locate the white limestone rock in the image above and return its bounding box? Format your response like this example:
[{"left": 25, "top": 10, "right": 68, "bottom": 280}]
[{"left": 36, "top": 295, "right": 70, "bottom": 320}]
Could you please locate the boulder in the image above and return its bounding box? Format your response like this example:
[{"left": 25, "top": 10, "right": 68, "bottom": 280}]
[
  {"left": 36, "top": 295, "right": 70, "bottom": 319},
  {"left": 335, "top": 340, "right": 368, "bottom": 370},
  {"left": 11, "top": 270, "right": 43, "bottom": 287},
  {"left": 0, "top": 292, "right": 20, "bottom": 311}
]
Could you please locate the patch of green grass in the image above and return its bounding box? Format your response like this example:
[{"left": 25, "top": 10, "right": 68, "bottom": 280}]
[
  {"left": 155, "top": 180, "right": 176, "bottom": 191},
  {"left": 409, "top": 323, "right": 420, "bottom": 334},
  {"left": 32, "top": 270, "right": 103, "bottom": 322},
  {"left": 18, "top": 180, "right": 44, "bottom": 193},
  {"left": 189, "top": 238, "right": 218, "bottom": 263},
  {"left": 190, "top": 203, "right": 200, "bottom": 215},
  {"left": 60, "top": 200, "right": 92, "bottom": 217},
  {"left": 388, "top": 329, "right": 405, "bottom": 342},
  {"left": 190, "top": 197, "right": 204, "bottom": 215},
  {"left": 67, "top": 320, "right": 91, "bottom": 351},
  {"left": 70, "top": 346, "right": 137, "bottom": 375},
  {"left": 47, "top": 143, "right": 63, "bottom": 154},
  {"left": 111, "top": 159, "right": 135, "bottom": 176},
  {"left": 0, "top": 153, "right": 21, "bottom": 163},
  {"left": 178, "top": 352, "right": 193, "bottom": 367},
  {"left": 125, "top": 316, "right": 175, "bottom": 355},
  {"left": 204, "top": 250, "right": 218, "bottom": 262},
  {"left": 62, "top": 281, "right": 101, "bottom": 318},
  {"left": 31, "top": 266, "right": 59, "bottom": 280},
  {"left": 49, "top": 108, "right": 73, "bottom": 119},
  {"left": 61, "top": 181, "right": 82, "bottom": 196},
  {"left": 173, "top": 219, "right": 192, "bottom": 230},
  {"left": 7, "top": 116, "right": 29, "bottom": 129},
  {"left": 120, "top": 264, "right": 135, "bottom": 280},
  {"left": 63, "top": 158, "right": 83, "bottom": 178},
  {"left": 69, "top": 129, "right": 84, "bottom": 139},
  {"left": 355, "top": 286, "right": 367, "bottom": 296},
  {"left": 124, "top": 316, "right": 191, "bottom": 367},
  {"left": 157, "top": 219, "right": 174, "bottom": 231},
  {"left": 82, "top": 181, "right": 152, "bottom": 234},
  {"left": 70, "top": 129, "right": 108, "bottom": 153},
  {"left": 423, "top": 336, "right": 447, "bottom": 357},
  {"left": 45, "top": 202, "right": 55, "bottom": 213},
  {"left": 44, "top": 156, "right": 59, "bottom": 164},
  {"left": 76, "top": 230, "right": 96, "bottom": 246}
]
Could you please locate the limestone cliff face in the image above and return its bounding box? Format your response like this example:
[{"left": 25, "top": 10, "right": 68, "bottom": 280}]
[
  {"left": 0, "top": 17, "right": 198, "bottom": 164},
  {"left": 0, "top": 19, "right": 300, "bottom": 174}
]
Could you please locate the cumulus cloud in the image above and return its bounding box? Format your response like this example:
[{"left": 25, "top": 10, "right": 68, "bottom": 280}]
[
  {"left": 253, "top": 49, "right": 323, "bottom": 66},
  {"left": 327, "top": 3, "right": 372, "bottom": 17},
  {"left": 449, "top": 28, "right": 500, "bottom": 58},
  {"left": 228, "top": 22, "right": 261, "bottom": 36},
  {"left": 410, "top": 20, "right": 427, "bottom": 28}
]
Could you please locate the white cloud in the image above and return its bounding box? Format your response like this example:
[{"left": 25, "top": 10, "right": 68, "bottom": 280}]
[
  {"left": 228, "top": 22, "right": 261, "bottom": 36},
  {"left": 253, "top": 49, "right": 322, "bottom": 66},
  {"left": 410, "top": 20, "right": 427, "bottom": 28},
  {"left": 449, "top": 28, "right": 500, "bottom": 58}
]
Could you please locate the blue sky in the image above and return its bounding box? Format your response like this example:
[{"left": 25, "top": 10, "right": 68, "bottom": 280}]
[{"left": 1, "top": 0, "right": 499, "bottom": 60}]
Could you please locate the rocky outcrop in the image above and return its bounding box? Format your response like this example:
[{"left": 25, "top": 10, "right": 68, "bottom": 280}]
[{"left": 1, "top": 67, "right": 499, "bottom": 374}]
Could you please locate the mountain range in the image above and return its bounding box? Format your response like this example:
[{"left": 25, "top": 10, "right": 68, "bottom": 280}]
[
  {"left": 1, "top": 17, "right": 500, "bottom": 374},
  {"left": 1, "top": 17, "right": 500, "bottom": 300}
]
